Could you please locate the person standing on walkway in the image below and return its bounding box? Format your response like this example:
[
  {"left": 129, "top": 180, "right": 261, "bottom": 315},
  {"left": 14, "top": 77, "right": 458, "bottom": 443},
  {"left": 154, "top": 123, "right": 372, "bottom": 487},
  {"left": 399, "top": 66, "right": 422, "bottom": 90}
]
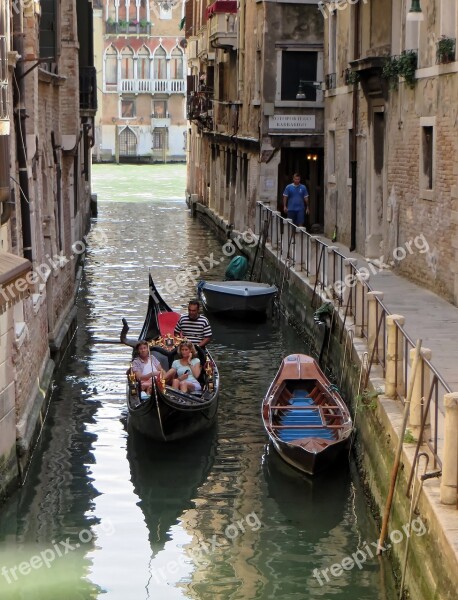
[
  {"left": 282, "top": 173, "right": 309, "bottom": 227},
  {"left": 174, "top": 300, "right": 212, "bottom": 348}
]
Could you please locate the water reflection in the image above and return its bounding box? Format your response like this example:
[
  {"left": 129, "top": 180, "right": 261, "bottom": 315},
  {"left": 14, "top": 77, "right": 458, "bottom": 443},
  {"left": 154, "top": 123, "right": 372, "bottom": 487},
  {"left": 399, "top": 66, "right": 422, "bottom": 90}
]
[{"left": 0, "top": 165, "right": 396, "bottom": 600}]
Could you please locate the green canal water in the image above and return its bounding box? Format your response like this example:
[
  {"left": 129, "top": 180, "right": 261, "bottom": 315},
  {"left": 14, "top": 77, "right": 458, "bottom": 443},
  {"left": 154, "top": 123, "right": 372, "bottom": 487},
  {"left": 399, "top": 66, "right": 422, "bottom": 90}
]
[{"left": 0, "top": 164, "right": 397, "bottom": 599}]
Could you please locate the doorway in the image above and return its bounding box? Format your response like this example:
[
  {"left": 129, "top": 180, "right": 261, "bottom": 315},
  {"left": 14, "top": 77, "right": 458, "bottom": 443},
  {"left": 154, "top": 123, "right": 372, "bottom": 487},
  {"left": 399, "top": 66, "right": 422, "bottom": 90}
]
[{"left": 278, "top": 147, "right": 324, "bottom": 230}]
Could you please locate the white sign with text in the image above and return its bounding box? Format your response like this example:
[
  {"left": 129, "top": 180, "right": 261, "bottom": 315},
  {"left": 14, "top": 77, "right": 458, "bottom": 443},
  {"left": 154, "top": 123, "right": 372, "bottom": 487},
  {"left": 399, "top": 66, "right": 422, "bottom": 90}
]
[{"left": 268, "top": 115, "right": 316, "bottom": 130}]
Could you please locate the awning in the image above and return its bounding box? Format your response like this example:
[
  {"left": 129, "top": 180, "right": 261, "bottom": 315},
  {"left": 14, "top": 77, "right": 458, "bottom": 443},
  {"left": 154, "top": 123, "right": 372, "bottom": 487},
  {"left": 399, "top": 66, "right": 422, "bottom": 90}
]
[
  {"left": 0, "top": 252, "right": 33, "bottom": 314},
  {"left": 206, "top": 1, "right": 237, "bottom": 19}
]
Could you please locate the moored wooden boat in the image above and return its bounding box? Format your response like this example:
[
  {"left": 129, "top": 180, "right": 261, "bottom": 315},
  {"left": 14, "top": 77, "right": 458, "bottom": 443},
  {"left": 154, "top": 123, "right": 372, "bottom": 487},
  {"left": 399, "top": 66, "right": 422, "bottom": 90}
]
[
  {"left": 198, "top": 280, "right": 277, "bottom": 317},
  {"left": 124, "top": 275, "right": 220, "bottom": 441},
  {"left": 262, "top": 354, "right": 352, "bottom": 475}
]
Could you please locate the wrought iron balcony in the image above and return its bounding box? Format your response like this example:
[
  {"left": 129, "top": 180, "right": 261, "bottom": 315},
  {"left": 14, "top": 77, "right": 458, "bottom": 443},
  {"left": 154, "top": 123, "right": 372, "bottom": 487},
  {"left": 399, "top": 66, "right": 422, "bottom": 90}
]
[
  {"left": 187, "top": 91, "right": 213, "bottom": 130},
  {"left": 80, "top": 66, "right": 97, "bottom": 112}
]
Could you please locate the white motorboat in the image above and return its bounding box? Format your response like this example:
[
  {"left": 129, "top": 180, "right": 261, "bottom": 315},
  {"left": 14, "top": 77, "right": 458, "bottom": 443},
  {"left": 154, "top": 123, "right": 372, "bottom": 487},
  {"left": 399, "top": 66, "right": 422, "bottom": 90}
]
[{"left": 198, "top": 280, "right": 277, "bottom": 316}]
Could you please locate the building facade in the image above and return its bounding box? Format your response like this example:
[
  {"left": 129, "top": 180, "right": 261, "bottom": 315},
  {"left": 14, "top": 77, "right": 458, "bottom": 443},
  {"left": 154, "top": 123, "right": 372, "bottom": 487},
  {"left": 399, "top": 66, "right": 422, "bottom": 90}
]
[
  {"left": 0, "top": 0, "right": 96, "bottom": 499},
  {"left": 185, "top": 0, "right": 324, "bottom": 233},
  {"left": 94, "top": 0, "right": 187, "bottom": 163},
  {"left": 323, "top": 0, "right": 458, "bottom": 303}
]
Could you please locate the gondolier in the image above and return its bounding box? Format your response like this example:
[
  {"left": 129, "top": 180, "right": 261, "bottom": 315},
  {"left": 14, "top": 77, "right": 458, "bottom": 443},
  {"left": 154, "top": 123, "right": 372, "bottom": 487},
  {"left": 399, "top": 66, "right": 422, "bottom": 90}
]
[{"left": 174, "top": 300, "right": 212, "bottom": 348}]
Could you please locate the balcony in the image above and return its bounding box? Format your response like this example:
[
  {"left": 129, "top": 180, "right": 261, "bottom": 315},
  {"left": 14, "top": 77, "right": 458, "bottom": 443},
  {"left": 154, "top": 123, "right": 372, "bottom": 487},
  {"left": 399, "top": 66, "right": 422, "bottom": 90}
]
[
  {"left": 119, "top": 79, "right": 185, "bottom": 94},
  {"left": 187, "top": 91, "right": 213, "bottom": 130},
  {"left": 105, "top": 20, "right": 151, "bottom": 36},
  {"left": 207, "top": 2, "right": 237, "bottom": 51},
  {"left": 79, "top": 66, "right": 97, "bottom": 113}
]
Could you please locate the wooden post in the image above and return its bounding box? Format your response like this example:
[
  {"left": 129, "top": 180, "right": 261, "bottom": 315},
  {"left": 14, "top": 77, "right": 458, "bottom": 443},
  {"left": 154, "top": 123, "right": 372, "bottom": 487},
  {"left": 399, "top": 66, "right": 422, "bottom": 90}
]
[
  {"left": 385, "top": 314, "right": 405, "bottom": 398},
  {"left": 367, "top": 291, "right": 384, "bottom": 359},
  {"left": 440, "top": 393, "right": 458, "bottom": 505},
  {"left": 409, "top": 347, "right": 432, "bottom": 438}
]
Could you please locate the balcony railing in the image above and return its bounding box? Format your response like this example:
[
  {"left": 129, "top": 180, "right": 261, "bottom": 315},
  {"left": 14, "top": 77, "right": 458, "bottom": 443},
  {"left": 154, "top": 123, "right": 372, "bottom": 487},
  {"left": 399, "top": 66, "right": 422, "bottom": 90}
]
[
  {"left": 80, "top": 66, "right": 97, "bottom": 112},
  {"left": 119, "top": 79, "right": 185, "bottom": 94},
  {"left": 105, "top": 21, "right": 151, "bottom": 35}
]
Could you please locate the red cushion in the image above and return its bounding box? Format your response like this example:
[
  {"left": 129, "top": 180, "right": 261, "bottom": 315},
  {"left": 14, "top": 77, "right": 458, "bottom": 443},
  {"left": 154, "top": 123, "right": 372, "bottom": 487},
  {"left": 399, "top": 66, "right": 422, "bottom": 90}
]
[{"left": 158, "top": 312, "right": 180, "bottom": 336}]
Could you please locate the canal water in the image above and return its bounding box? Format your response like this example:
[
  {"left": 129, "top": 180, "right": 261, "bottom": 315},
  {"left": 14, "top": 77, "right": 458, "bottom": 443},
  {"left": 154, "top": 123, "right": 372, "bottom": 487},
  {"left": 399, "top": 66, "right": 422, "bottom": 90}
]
[{"left": 0, "top": 165, "right": 397, "bottom": 599}]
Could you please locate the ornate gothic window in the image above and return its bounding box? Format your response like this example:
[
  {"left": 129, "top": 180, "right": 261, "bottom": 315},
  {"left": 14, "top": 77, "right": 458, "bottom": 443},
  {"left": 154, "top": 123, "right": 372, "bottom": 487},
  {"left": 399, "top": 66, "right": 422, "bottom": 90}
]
[
  {"left": 153, "top": 46, "right": 167, "bottom": 79},
  {"left": 138, "top": 46, "right": 150, "bottom": 80},
  {"left": 121, "top": 47, "right": 134, "bottom": 80},
  {"left": 170, "top": 48, "right": 183, "bottom": 79},
  {"left": 105, "top": 46, "right": 118, "bottom": 89}
]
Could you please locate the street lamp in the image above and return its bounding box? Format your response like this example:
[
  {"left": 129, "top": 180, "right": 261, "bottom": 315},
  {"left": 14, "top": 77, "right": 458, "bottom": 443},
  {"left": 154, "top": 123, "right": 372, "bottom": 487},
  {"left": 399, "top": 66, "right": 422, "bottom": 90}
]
[
  {"left": 407, "top": 0, "right": 424, "bottom": 21},
  {"left": 296, "top": 80, "right": 322, "bottom": 100}
]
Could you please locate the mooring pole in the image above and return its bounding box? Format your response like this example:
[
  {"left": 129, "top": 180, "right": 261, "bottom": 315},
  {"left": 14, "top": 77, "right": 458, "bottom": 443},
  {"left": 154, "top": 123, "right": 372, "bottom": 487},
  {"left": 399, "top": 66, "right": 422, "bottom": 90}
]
[{"left": 377, "top": 339, "right": 422, "bottom": 555}]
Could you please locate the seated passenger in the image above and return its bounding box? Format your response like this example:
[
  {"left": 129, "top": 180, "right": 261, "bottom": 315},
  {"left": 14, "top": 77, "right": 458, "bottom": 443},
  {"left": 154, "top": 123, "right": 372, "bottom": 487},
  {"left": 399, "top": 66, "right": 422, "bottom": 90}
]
[
  {"left": 132, "top": 340, "right": 167, "bottom": 393},
  {"left": 165, "top": 341, "right": 202, "bottom": 394}
]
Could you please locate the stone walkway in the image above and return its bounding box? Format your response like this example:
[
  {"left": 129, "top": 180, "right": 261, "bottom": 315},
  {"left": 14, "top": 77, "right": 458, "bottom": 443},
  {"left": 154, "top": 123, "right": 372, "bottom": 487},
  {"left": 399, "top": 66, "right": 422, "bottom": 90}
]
[{"left": 327, "top": 238, "right": 458, "bottom": 394}]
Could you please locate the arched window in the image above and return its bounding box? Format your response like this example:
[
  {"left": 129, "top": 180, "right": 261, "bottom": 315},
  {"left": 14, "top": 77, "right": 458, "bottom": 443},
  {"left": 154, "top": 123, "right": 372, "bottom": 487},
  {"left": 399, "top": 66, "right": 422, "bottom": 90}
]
[
  {"left": 170, "top": 48, "right": 183, "bottom": 79},
  {"left": 119, "top": 127, "right": 137, "bottom": 156},
  {"left": 153, "top": 46, "right": 167, "bottom": 80},
  {"left": 121, "top": 47, "right": 134, "bottom": 80},
  {"left": 105, "top": 45, "right": 118, "bottom": 86},
  {"left": 138, "top": 46, "right": 150, "bottom": 80}
]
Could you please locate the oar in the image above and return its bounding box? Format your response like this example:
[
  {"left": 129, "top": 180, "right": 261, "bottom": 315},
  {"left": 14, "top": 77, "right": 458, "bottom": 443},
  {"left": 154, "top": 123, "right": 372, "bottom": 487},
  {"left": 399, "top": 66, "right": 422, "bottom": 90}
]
[{"left": 93, "top": 318, "right": 137, "bottom": 347}]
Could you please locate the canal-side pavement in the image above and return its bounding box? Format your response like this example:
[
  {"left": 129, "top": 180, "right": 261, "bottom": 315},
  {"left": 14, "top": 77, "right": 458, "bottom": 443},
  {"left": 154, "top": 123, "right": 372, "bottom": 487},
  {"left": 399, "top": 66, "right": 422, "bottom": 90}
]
[{"left": 330, "top": 239, "right": 458, "bottom": 401}]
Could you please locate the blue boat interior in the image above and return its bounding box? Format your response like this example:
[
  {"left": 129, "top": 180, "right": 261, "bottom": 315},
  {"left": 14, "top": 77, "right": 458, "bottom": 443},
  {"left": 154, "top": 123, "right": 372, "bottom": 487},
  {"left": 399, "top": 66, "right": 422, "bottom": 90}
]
[{"left": 277, "top": 389, "right": 337, "bottom": 443}]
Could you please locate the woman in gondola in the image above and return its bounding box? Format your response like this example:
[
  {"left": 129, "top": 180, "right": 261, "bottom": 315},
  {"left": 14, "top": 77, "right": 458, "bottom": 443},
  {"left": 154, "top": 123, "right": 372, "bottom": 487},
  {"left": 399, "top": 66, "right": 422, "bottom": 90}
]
[
  {"left": 132, "top": 340, "right": 165, "bottom": 393},
  {"left": 166, "top": 341, "right": 202, "bottom": 394}
]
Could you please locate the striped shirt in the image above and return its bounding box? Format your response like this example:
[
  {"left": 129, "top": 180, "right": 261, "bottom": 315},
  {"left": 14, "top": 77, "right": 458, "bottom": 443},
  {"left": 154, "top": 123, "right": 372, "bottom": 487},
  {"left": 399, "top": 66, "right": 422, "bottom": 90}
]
[{"left": 174, "top": 314, "right": 212, "bottom": 345}]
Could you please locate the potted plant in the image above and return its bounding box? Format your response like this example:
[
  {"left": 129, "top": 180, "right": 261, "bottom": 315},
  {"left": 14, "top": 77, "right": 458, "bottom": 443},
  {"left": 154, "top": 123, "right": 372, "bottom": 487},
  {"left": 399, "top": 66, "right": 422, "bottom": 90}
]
[
  {"left": 118, "top": 19, "right": 128, "bottom": 29},
  {"left": 397, "top": 50, "right": 418, "bottom": 88},
  {"left": 437, "top": 36, "right": 456, "bottom": 64},
  {"left": 139, "top": 18, "right": 149, "bottom": 29},
  {"left": 382, "top": 51, "right": 417, "bottom": 90}
]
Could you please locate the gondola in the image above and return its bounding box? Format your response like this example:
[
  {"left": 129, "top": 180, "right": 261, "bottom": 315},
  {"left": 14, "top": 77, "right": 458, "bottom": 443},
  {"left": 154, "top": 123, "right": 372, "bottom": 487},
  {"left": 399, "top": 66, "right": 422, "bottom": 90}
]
[
  {"left": 122, "top": 275, "right": 220, "bottom": 441},
  {"left": 262, "top": 354, "right": 352, "bottom": 475},
  {"left": 197, "top": 280, "right": 277, "bottom": 317}
]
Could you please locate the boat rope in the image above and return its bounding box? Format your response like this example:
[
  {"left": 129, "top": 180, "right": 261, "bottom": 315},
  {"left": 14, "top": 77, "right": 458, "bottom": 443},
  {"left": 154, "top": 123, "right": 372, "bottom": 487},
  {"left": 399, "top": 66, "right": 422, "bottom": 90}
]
[
  {"left": 277, "top": 226, "right": 295, "bottom": 302},
  {"left": 250, "top": 213, "right": 271, "bottom": 282},
  {"left": 348, "top": 351, "right": 369, "bottom": 461},
  {"left": 340, "top": 328, "right": 355, "bottom": 389}
]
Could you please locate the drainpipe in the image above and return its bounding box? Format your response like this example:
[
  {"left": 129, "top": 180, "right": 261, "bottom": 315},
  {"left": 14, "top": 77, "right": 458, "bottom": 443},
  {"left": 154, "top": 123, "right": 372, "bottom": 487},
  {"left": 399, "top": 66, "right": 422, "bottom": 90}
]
[
  {"left": 237, "top": 0, "right": 245, "bottom": 98},
  {"left": 349, "top": 3, "right": 360, "bottom": 252},
  {"left": 0, "top": 0, "right": 11, "bottom": 224},
  {"left": 12, "top": 6, "right": 32, "bottom": 261}
]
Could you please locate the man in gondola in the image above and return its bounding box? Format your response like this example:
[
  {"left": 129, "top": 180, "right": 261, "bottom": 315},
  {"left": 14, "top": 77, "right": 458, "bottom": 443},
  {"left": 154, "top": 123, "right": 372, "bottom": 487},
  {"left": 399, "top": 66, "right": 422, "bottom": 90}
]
[{"left": 174, "top": 300, "right": 212, "bottom": 349}]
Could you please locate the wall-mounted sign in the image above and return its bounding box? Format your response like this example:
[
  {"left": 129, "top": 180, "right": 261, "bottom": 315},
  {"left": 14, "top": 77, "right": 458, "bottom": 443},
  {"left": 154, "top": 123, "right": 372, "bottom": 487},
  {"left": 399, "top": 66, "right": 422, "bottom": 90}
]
[{"left": 268, "top": 115, "right": 316, "bottom": 130}]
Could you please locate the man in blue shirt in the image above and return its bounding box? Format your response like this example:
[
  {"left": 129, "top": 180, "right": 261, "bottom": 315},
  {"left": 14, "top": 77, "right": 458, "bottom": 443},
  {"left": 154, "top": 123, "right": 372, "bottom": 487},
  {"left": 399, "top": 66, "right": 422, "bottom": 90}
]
[{"left": 282, "top": 173, "right": 309, "bottom": 227}]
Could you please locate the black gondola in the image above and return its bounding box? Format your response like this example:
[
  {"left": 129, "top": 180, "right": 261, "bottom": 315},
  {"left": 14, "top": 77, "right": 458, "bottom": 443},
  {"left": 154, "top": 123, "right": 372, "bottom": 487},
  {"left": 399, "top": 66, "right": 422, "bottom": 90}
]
[{"left": 122, "top": 275, "right": 220, "bottom": 441}]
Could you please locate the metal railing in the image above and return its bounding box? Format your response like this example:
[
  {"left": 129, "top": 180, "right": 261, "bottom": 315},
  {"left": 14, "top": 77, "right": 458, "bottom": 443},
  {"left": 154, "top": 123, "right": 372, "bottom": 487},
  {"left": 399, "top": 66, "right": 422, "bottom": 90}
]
[
  {"left": 119, "top": 79, "right": 185, "bottom": 94},
  {"left": 255, "top": 201, "right": 453, "bottom": 483}
]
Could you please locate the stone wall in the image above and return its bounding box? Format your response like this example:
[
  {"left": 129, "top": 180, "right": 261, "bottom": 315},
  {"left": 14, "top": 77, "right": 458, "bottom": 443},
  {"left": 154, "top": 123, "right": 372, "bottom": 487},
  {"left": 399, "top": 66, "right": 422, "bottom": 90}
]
[{"left": 191, "top": 201, "right": 458, "bottom": 600}]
